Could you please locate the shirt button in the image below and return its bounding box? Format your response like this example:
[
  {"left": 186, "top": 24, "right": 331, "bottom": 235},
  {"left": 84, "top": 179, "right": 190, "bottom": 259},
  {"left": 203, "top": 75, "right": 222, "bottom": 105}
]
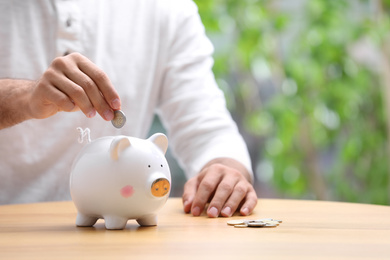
[{"left": 66, "top": 18, "right": 72, "bottom": 27}]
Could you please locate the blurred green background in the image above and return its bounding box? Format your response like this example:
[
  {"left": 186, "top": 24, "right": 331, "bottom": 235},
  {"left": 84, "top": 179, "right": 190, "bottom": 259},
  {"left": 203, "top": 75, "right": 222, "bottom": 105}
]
[{"left": 156, "top": 0, "right": 390, "bottom": 205}]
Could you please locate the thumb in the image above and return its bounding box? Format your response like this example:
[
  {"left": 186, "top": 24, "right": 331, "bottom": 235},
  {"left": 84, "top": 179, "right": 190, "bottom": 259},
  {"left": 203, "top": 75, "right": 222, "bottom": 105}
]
[{"left": 182, "top": 177, "right": 198, "bottom": 214}]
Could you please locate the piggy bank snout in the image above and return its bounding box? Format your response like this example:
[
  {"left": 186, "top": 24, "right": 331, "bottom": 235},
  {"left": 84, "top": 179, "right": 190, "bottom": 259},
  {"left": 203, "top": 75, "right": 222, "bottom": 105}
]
[{"left": 151, "top": 177, "right": 170, "bottom": 197}]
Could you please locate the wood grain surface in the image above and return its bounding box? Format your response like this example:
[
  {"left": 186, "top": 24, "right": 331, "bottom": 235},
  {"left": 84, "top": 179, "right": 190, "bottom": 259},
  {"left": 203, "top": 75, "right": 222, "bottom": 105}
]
[{"left": 0, "top": 198, "right": 389, "bottom": 259}]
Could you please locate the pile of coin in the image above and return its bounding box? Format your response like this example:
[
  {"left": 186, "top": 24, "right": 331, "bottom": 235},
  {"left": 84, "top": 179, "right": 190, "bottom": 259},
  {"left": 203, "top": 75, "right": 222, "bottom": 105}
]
[{"left": 227, "top": 218, "right": 282, "bottom": 228}]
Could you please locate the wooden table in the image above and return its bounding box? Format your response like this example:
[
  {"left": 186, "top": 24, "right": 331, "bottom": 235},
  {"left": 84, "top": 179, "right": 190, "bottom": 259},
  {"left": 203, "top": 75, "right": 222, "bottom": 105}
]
[{"left": 0, "top": 198, "right": 389, "bottom": 259}]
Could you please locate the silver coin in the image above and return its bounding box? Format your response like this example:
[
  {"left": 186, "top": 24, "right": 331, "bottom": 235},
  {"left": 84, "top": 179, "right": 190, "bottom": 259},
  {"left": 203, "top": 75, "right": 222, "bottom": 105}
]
[
  {"left": 227, "top": 220, "right": 247, "bottom": 226},
  {"left": 263, "top": 220, "right": 280, "bottom": 225},
  {"left": 247, "top": 221, "right": 266, "bottom": 227},
  {"left": 111, "top": 110, "right": 126, "bottom": 128},
  {"left": 264, "top": 223, "right": 278, "bottom": 228},
  {"left": 254, "top": 218, "right": 273, "bottom": 222},
  {"left": 234, "top": 223, "right": 248, "bottom": 228}
]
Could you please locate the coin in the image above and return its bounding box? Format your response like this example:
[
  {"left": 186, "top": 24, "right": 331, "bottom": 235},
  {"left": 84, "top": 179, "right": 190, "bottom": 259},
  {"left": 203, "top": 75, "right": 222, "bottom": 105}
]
[
  {"left": 247, "top": 221, "right": 266, "bottom": 227},
  {"left": 263, "top": 220, "right": 280, "bottom": 226},
  {"left": 234, "top": 224, "right": 248, "bottom": 228},
  {"left": 227, "top": 218, "right": 283, "bottom": 229},
  {"left": 255, "top": 218, "right": 273, "bottom": 222},
  {"left": 227, "top": 220, "right": 247, "bottom": 226},
  {"left": 264, "top": 223, "right": 278, "bottom": 228},
  {"left": 111, "top": 110, "right": 126, "bottom": 128}
]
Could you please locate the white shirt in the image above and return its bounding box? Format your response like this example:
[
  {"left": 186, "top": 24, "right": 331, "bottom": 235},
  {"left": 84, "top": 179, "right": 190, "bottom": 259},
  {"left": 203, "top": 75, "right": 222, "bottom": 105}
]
[{"left": 0, "top": 0, "right": 252, "bottom": 204}]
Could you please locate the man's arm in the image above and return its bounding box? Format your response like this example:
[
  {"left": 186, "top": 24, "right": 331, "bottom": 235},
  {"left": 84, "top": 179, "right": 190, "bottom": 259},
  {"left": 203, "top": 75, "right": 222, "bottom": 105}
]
[
  {"left": 0, "top": 79, "right": 35, "bottom": 129},
  {"left": 155, "top": 0, "right": 257, "bottom": 217},
  {"left": 0, "top": 53, "right": 121, "bottom": 130}
]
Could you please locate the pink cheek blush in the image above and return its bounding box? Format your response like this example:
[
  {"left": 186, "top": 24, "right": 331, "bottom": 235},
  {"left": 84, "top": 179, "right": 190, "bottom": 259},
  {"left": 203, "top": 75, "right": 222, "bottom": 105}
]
[{"left": 120, "top": 185, "right": 134, "bottom": 198}]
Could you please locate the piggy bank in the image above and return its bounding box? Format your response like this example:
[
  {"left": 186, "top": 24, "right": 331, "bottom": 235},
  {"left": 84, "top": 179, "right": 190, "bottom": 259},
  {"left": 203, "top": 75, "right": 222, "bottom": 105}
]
[{"left": 70, "top": 133, "right": 171, "bottom": 229}]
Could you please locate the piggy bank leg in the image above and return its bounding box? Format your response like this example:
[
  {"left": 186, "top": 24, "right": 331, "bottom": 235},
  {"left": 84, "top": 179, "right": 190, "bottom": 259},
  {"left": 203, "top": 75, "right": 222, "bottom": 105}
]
[
  {"left": 104, "top": 216, "right": 128, "bottom": 230},
  {"left": 136, "top": 214, "right": 157, "bottom": 226},
  {"left": 76, "top": 213, "right": 98, "bottom": 227}
]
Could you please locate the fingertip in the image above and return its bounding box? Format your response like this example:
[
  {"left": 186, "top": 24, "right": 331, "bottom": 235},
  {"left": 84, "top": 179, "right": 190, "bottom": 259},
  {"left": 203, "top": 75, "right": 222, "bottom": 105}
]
[
  {"left": 111, "top": 98, "right": 121, "bottom": 110},
  {"left": 221, "top": 206, "right": 232, "bottom": 217},
  {"left": 192, "top": 206, "right": 201, "bottom": 216},
  {"left": 240, "top": 207, "right": 250, "bottom": 216},
  {"left": 103, "top": 109, "right": 114, "bottom": 121},
  {"left": 183, "top": 200, "right": 192, "bottom": 214},
  {"left": 240, "top": 197, "right": 257, "bottom": 216},
  {"left": 207, "top": 207, "right": 219, "bottom": 218},
  {"left": 87, "top": 109, "right": 96, "bottom": 118},
  {"left": 182, "top": 179, "right": 198, "bottom": 214}
]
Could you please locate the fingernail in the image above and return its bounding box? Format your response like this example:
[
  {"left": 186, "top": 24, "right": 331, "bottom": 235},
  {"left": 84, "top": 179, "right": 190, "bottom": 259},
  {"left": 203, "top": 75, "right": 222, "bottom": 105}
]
[
  {"left": 111, "top": 98, "right": 121, "bottom": 110},
  {"left": 183, "top": 200, "right": 191, "bottom": 212},
  {"left": 208, "top": 207, "right": 219, "bottom": 218},
  {"left": 103, "top": 109, "right": 114, "bottom": 121},
  {"left": 192, "top": 206, "right": 201, "bottom": 216},
  {"left": 87, "top": 109, "right": 96, "bottom": 118},
  {"left": 221, "top": 206, "right": 232, "bottom": 217},
  {"left": 184, "top": 200, "right": 192, "bottom": 208},
  {"left": 241, "top": 207, "right": 250, "bottom": 216}
]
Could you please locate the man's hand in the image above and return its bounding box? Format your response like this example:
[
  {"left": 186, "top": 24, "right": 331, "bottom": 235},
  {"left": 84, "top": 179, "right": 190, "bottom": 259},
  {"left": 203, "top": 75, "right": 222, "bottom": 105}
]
[
  {"left": 29, "top": 52, "right": 120, "bottom": 121},
  {"left": 182, "top": 158, "right": 258, "bottom": 218}
]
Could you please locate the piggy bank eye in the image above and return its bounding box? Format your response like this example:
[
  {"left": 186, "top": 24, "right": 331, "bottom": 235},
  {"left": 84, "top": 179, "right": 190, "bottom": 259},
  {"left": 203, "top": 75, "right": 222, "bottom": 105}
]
[
  {"left": 161, "top": 164, "right": 163, "bottom": 167},
  {"left": 148, "top": 165, "right": 151, "bottom": 168}
]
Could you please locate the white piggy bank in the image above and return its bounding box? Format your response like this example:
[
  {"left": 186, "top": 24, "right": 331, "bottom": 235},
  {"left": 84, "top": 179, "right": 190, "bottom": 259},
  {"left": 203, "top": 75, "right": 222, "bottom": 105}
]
[{"left": 70, "top": 133, "right": 171, "bottom": 229}]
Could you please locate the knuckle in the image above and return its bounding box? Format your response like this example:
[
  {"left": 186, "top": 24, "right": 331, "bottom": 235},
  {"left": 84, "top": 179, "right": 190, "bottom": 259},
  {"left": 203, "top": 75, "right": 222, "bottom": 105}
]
[
  {"left": 68, "top": 52, "right": 82, "bottom": 59},
  {"left": 207, "top": 163, "right": 243, "bottom": 180},
  {"left": 234, "top": 184, "right": 247, "bottom": 195},
  {"left": 209, "top": 195, "right": 223, "bottom": 206},
  {"left": 200, "top": 180, "right": 215, "bottom": 193},
  {"left": 43, "top": 68, "right": 57, "bottom": 79},
  {"left": 244, "top": 193, "right": 258, "bottom": 206},
  {"left": 231, "top": 169, "right": 244, "bottom": 179},
  {"left": 218, "top": 182, "right": 233, "bottom": 193},
  {"left": 51, "top": 56, "right": 67, "bottom": 69},
  {"left": 208, "top": 163, "right": 226, "bottom": 173},
  {"left": 93, "top": 69, "right": 108, "bottom": 82},
  {"left": 251, "top": 198, "right": 258, "bottom": 207},
  {"left": 80, "top": 77, "right": 96, "bottom": 92},
  {"left": 56, "top": 96, "right": 73, "bottom": 111},
  {"left": 67, "top": 84, "right": 84, "bottom": 97},
  {"left": 94, "top": 102, "right": 109, "bottom": 115},
  {"left": 248, "top": 192, "right": 259, "bottom": 203},
  {"left": 183, "top": 181, "right": 191, "bottom": 191},
  {"left": 183, "top": 178, "right": 196, "bottom": 190}
]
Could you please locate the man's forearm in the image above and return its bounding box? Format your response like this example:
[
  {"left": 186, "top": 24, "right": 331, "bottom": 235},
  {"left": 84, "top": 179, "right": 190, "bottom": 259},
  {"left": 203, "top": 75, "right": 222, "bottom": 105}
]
[{"left": 0, "top": 79, "right": 34, "bottom": 129}]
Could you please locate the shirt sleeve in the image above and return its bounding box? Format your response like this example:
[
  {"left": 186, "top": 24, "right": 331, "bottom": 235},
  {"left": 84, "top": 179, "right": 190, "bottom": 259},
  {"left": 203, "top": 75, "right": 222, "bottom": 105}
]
[{"left": 156, "top": 0, "right": 253, "bottom": 181}]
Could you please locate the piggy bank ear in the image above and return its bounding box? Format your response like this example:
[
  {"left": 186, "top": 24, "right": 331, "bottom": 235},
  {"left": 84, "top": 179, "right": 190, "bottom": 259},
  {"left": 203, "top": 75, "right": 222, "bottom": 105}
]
[
  {"left": 149, "top": 133, "right": 168, "bottom": 154},
  {"left": 110, "top": 136, "right": 131, "bottom": 160}
]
